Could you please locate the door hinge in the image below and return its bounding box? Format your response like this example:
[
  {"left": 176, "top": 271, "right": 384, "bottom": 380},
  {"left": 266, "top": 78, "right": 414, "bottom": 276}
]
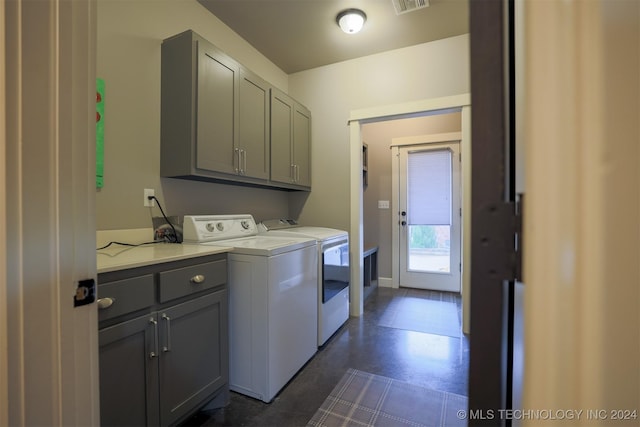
[
  {"left": 475, "top": 194, "right": 523, "bottom": 282},
  {"left": 514, "top": 194, "right": 523, "bottom": 282}
]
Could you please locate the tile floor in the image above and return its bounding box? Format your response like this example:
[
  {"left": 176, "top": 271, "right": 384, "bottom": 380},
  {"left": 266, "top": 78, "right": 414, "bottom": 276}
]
[{"left": 182, "top": 287, "right": 469, "bottom": 427}]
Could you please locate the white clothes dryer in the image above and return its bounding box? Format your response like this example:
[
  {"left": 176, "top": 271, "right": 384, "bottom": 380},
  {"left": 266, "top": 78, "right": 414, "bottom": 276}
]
[{"left": 258, "top": 219, "right": 350, "bottom": 346}]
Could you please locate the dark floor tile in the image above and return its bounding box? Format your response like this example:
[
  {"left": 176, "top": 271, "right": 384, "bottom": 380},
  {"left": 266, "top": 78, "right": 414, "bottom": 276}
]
[{"left": 183, "top": 287, "right": 469, "bottom": 426}]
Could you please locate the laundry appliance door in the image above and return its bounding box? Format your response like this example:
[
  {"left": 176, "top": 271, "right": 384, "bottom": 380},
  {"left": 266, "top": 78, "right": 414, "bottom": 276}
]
[{"left": 321, "top": 240, "right": 350, "bottom": 304}]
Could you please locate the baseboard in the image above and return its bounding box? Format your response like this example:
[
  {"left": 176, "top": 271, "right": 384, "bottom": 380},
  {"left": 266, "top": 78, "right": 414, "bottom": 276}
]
[{"left": 378, "top": 277, "right": 396, "bottom": 288}]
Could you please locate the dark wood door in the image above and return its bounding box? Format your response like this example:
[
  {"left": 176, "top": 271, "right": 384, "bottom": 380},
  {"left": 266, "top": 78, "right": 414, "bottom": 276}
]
[{"left": 469, "top": 1, "right": 520, "bottom": 425}]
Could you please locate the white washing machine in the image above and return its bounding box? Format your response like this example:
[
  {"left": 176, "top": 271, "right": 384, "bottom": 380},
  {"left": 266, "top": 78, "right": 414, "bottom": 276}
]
[
  {"left": 259, "top": 219, "right": 350, "bottom": 346},
  {"left": 183, "top": 215, "right": 318, "bottom": 403}
]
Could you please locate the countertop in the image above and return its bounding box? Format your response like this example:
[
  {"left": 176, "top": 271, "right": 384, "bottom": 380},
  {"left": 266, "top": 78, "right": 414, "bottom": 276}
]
[{"left": 97, "top": 242, "right": 232, "bottom": 274}]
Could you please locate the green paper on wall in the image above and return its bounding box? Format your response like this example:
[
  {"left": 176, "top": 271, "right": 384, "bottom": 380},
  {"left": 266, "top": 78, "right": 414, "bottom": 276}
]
[{"left": 96, "top": 78, "right": 105, "bottom": 188}]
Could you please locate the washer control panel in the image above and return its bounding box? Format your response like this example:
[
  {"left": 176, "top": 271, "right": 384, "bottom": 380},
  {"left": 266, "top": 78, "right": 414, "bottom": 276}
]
[{"left": 183, "top": 214, "right": 257, "bottom": 242}]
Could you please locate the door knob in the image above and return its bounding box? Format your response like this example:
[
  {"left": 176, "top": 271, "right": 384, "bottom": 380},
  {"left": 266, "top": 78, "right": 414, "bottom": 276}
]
[
  {"left": 401, "top": 211, "right": 406, "bottom": 217},
  {"left": 401, "top": 221, "right": 407, "bottom": 226}
]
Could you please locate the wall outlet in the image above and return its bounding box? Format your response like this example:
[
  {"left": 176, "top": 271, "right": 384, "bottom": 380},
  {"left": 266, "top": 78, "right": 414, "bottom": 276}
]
[
  {"left": 378, "top": 200, "right": 390, "bottom": 209},
  {"left": 144, "top": 189, "right": 155, "bottom": 207}
]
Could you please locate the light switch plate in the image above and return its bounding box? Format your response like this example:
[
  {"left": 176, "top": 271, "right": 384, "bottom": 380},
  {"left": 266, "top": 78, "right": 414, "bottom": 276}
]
[{"left": 378, "top": 200, "right": 390, "bottom": 209}]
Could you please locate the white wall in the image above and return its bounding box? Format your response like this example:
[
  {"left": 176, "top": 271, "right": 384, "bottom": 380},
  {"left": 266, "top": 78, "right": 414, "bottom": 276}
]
[
  {"left": 96, "top": 0, "right": 291, "bottom": 230},
  {"left": 288, "top": 35, "right": 470, "bottom": 232}
]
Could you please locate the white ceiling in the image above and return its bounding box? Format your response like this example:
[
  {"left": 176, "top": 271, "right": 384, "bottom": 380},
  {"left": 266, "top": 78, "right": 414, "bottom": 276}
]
[{"left": 197, "top": 0, "right": 469, "bottom": 74}]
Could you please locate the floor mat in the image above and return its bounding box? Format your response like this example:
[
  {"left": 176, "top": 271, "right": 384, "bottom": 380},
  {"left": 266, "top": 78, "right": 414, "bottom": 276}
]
[
  {"left": 378, "top": 296, "right": 461, "bottom": 338},
  {"left": 307, "top": 368, "right": 467, "bottom": 427}
]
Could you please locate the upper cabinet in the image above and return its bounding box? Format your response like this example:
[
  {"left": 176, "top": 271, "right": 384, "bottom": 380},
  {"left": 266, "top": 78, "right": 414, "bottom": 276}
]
[
  {"left": 293, "top": 102, "right": 312, "bottom": 188},
  {"left": 238, "top": 68, "right": 270, "bottom": 180},
  {"left": 270, "top": 88, "right": 311, "bottom": 190},
  {"left": 194, "top": 36, "right": 239, "bottom": 175},
  {"left": 160, "top": 30, "right": 310, "bottom": 191}
]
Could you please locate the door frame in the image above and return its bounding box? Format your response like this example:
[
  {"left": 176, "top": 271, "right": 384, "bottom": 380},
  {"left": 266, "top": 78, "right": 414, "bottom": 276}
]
[
  {"left": 390, "top": 133, "right": 462, "bottom": 291},
  {"left": 348, "top": 94, "right": 471, "bottom": 334},
  {"left": 4, "top": 0, "right": 99, "bottom": 424}
]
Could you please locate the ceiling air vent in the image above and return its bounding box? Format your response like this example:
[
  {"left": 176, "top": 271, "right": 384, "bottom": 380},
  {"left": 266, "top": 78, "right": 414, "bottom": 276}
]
[{"left": 392, "top": 0, "right": 430, "bottom": 15}]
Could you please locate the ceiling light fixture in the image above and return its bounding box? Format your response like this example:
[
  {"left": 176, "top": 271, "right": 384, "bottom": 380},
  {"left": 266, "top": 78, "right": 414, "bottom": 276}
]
[{"left": 336, "top": 9, "right": 367, "bottom": 34}]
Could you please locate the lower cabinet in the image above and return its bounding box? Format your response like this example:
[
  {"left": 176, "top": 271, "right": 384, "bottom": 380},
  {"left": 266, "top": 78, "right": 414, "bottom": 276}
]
[
  {"left": 99, "top": 313, "right": 160, "bottom": 427},
  {"left": 158, "top": 291, "right": 228, "bottom": 425},
  {"left": 98, "top": 255, "right": 229, "bottom": 427}
]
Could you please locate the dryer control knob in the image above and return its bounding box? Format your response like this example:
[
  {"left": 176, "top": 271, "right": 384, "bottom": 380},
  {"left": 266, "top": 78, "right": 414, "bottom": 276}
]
[
  {"left": 216, "top": 222, "right": 225, "bottom": 231},
  {"left": 205, "top": 222, "right": 216, "bottom": 232},
  {"left": 241, "top": 220, "right": 250, "bottom": 230}
]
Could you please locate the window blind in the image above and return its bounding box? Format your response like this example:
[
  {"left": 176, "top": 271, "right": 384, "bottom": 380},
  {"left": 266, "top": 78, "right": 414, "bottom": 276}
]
[{"left": 407, "top": 149, "right": 452, "bottom": 225}]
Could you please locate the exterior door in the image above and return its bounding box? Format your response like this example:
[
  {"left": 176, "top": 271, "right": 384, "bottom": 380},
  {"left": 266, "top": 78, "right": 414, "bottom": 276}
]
[{"left": 397, "top": 142, "right": 461, "bottom": 292}]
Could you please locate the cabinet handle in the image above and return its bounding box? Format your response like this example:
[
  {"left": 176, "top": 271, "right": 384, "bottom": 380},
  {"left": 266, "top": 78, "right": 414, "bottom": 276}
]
[
  {"left": 162, "top": 314, "right": 171, "bottom": 352},
  {"left": 236, "top": 149, "right": 247, "bottom": 175},
  {"left": 242, "top": 149, "right": 247, "bottom": 175},
  {"left": 97, "top": 297, "right": 115, "bottom": 309},
  {"left": 190, "top": 274, "right": 205, "bottom": 284},
  {"left": 149, "top": 317, "right": 158, "bottom": 359},
  {"left": 291, "top": 164, "right": 295, "bottom": 182},
  {"left": 295, "top": 164, "right": 299, "bottom": 183}
]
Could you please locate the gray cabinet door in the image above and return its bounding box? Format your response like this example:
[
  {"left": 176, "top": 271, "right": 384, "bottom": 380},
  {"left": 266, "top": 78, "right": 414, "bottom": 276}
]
[
  {"left": 239, "top": 68, "right": 270, "bottom": 179},
  {"left": 293, "top": 103, "right": 311, "bottom": 187},
  {"left": 158, "top": 290, "right": 229, "bottom": 427},
  {"left": 99, "top": 314, "right": 160, "bottom": 427},
  {"left": 196, "top": 41, "right": 239, "bottom": 175},
  {"left": 270, "top": 88, "right": 311, "bottom": 189},
  {"left": 270, "top": 88, "right": 294, "bottom": 184}
]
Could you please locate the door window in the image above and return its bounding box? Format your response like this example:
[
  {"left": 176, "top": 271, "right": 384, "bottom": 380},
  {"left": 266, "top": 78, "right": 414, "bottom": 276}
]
[{"left": 407, "top": 149, "right": 452, "bottom": 274}]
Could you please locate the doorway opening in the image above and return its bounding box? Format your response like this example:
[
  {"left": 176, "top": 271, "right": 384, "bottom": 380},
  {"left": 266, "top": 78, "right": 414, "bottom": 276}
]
[{"left": 348, "top": 94, "right": 471, "bottom": 334}]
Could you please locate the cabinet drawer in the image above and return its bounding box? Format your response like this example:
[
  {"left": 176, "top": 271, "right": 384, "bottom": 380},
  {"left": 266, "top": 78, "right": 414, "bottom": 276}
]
[
  {"left": 158, "top": 260, "right": 227, "bottom": 303},
  {"left": 98, "top": 275, "right": 154, "bottom": 322}
]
